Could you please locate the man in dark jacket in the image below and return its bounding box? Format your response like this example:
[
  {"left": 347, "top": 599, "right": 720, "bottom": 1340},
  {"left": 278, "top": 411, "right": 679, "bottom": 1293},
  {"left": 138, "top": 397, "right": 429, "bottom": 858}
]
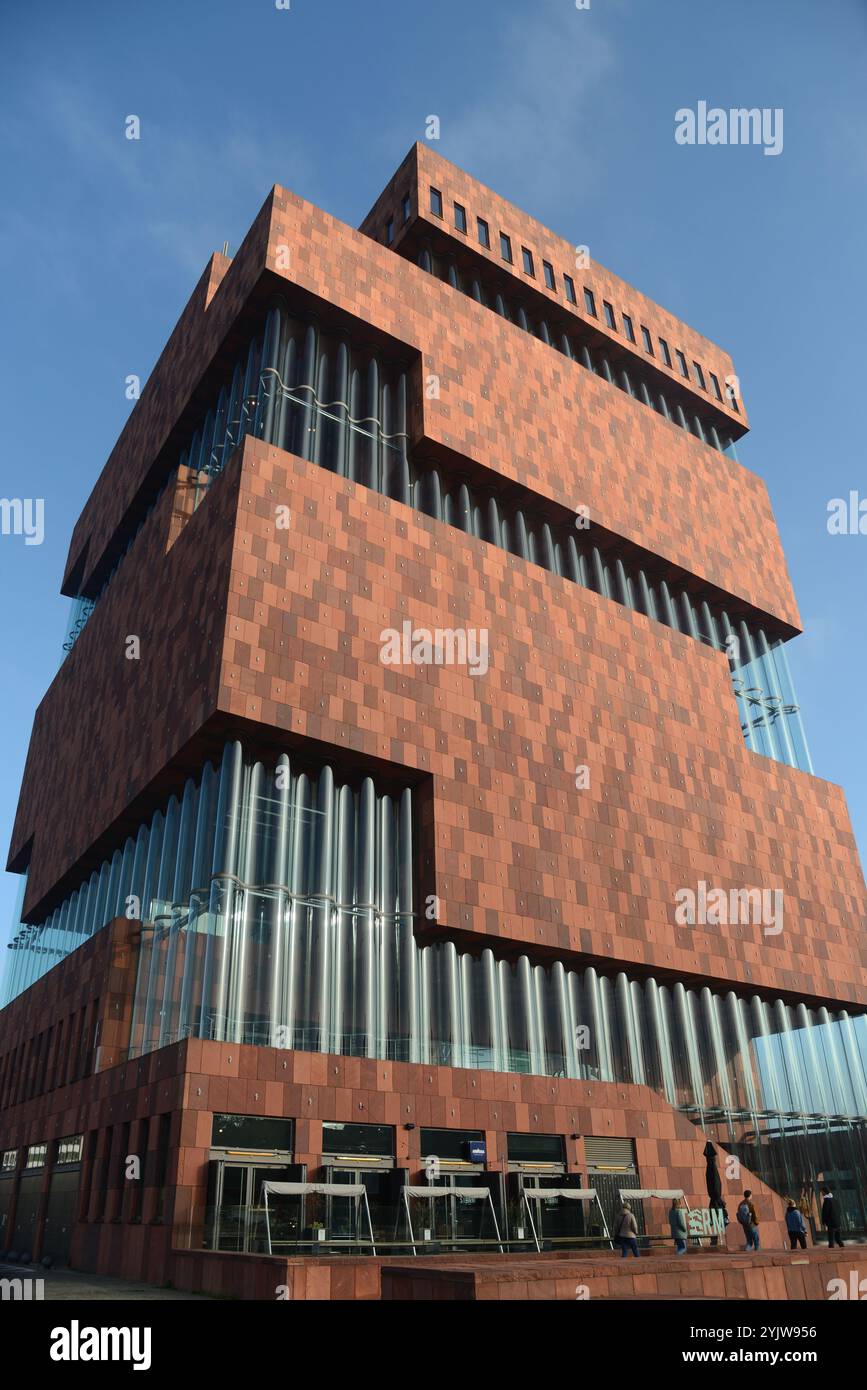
[
  {"left": 669, "top": 1200, "right": 688, "bottom": 1254},
  {"left": 785, "top": 1199, "right": 808, "bottom": 1250},
  {"left": 820, "top": 1188, "right": 844, "bottom": 1248}
]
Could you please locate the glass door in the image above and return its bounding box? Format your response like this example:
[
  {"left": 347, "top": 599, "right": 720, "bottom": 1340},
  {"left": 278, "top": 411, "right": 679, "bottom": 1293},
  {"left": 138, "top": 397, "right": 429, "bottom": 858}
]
[
  {"left": 522, "top": 1175, "right": 585, "bottom": 1245},
  {"left": 328, "top": 1167, "right": 405, "bottom": 1245},
  {"left": 412, "top": 1174, "right": 499, "bottom": 1248},
  {"left": 207, "top": 1161, "right": 297, "bottom": 1252}
]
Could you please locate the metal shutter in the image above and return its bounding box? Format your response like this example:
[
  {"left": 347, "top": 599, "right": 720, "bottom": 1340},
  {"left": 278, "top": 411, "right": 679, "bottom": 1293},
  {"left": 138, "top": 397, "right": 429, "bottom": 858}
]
[{"left": 584, "top": 1137, "right": 637, "bottom": 1173}]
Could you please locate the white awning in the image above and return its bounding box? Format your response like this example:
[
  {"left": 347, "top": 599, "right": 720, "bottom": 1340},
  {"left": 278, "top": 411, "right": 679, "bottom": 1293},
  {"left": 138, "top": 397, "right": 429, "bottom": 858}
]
[
  {"left": 404, "top": 1186, "right": 490, "bottom": 1199},
  {"left": 523, "top": 1187, "right": 599, "bottom": 1202},
  {"left": 261, "top": 1181, "right": 365, "bottom": 1197},
  {"left": 619, "top": 1189, "right": 684, "bottom": 1200}
]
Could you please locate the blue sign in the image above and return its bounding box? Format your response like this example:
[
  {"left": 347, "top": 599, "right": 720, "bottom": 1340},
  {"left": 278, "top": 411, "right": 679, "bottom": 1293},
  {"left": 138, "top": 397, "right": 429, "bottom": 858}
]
[{"left": 468, "top": 1140, "right": 487, "bottom": 1164}]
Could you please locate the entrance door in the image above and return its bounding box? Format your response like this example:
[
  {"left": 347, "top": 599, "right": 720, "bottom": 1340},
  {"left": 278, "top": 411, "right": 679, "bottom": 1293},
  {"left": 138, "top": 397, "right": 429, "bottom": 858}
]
[
  {"left": 418, "top": 1174, "right": 499, "bottom": 1247},
  {"left": 207, "top": 1161, "right": 298, "bottom": 1252},
  {"left": 327, "top": 1168, "right": 404, "bottom": 1245},
  {"left": 520, "top": 1175, "right": 585, "bottom": 1245}
]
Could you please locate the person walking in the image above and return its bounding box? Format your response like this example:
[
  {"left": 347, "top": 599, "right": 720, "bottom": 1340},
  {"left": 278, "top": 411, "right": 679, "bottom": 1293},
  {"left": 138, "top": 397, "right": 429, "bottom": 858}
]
[
  {"left": 615, "top": 1201, "right": 640, "bottom": 1258},
  {"left": 736, "top": 1190, "right": 760, "bottom": 1251},
  {"left": 820, "top": 1187, "right": 844, "bottom": 1248},
  {"left": 669, "top": 1199, "right": 688, "bottom": 1254},
  {"left": 785, "top": 1199, "right": 808, "bottom": 1250}
]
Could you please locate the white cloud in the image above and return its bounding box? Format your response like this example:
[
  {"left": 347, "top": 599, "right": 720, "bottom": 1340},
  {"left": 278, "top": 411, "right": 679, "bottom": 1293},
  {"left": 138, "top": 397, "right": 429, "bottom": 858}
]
[
  {"left": 13, "top": 74, "right": 323, "bottom": 276},
  {"left": 442, "top": 0, "right": 619, "bottom": 208}
]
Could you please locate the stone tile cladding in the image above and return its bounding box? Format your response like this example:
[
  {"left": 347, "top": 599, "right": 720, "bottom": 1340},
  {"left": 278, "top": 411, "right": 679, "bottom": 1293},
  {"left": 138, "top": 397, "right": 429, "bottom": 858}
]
[
  {"left": 361, "top": 143, "right": 749, "bottom": 435},
  {"left": 0, "top": 933, "right": 789, "bottom": 1283},
  {"left": 8, "top": 462, "right": 242, "bottom": 910},
  {"left": 378, "top": 1249, "right": 867, "bottom": 1303},
  {"left": 9, "top": 433, "right": 866, "bottom": 1002},
  {"left": 269, "top": 177, "right": 794, "bottom": 629},
  {"left": 219, "top": 438, "right": 866, "bottom": 1005},
  {"left": 63, "top": 169, "right": 796, "bottom": 628}
]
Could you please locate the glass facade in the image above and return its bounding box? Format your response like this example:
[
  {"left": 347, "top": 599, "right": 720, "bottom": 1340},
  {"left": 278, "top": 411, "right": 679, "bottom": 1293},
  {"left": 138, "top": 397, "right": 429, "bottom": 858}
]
[
  {"left": 3, "top": 741, "right": 866, "bottom": 1223},
  {"left": 61, "top": 302, "right": 409, "bottom": 654},
  {"left": 55, "top": 293, "right": 809, "bottom": 770},
  {"left": 177, "top": 304, "right": 411, "bottom": 515},
  {"left": 422, "top": 240, "right": 741, "bottom": 462},
  {"left": 407, "top": 456, "right": 811, "bottom": 772}
]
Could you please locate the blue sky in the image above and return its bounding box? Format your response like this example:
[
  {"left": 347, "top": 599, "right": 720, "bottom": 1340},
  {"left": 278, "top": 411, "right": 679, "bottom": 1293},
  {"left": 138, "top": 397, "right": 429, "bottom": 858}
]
[{"left": 1, "top": 0, "right": 866, "bottom": 952}]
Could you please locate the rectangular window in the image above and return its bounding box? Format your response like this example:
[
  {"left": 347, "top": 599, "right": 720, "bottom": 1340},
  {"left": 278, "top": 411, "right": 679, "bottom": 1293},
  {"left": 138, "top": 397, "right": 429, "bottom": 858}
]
[
  {"left": 710, "top": 371, "right": 723, "bottom": 400},
  {"left": 522, "top": 246, "right": 535, "bottom": 276},
  {"left": 506, "top": 1133, "right": 566, "bottom": 1165},
  {"left": 56, "top": 1135, "right": 84, "bottom": 1166},
  {"left": 499, "top": 231, "right": 513, "bottom": 263},
  {"left": 429, "top": 187, "right": 443, "bottom": 218},
  {"left": 584, "top": 287, "right": 597, "bottom": 316},
  {"left": 1, "top": 1149, "right": 17, "bottom": 1171},
  {"left": 401, "top": 194, "right": 411, "bottom": 224},
  {"left": 622, "top": 313, "right": 636, "bottom": 342},
  {"left": 385, "top": 217, "right": 394, "bottom": 245},
  {"left": 211, "top": 1114, "right": 295, "bottom": 1153},
  {"left": 543, "top": 260, "right": 555, "bottom": 290},
  {"left": 419, "top": 1127, "right": 484, "bottom": 1163},
  {"left": 564, "top": 274, "right": 577, "bottom": 304},
  {"left": 676, "top": 350, "right": 689, "bottom": 377},
  {"left": 154, "top": 1114, "right": 171, "bottom": 1222},
  {"left": 79, "top": 1131, "right": 98, "bottom": 1221},
  {"left": 641, "top": 326, "right": 654, "bottom": 354},
  {"left": 693, "top": 361, "right": 706, "bottom": 389},
  {"left": 25, "top": 1143, "right": 47, "bottom": 1169},
  {"left": 659, "top": 337, "right": 672, "bottom": 367},
  {"left": 454, "top": 202, "right": 467, "bottom": 234},
  {"left": 603, "top": 300, "right": 616, "bottom": 329},
  {"left": 100, "top": 1126, "right": 115, "bottom": 1218},
  {"left": 322, "top": 1122, "right": 394, "bottom": 1158},
  {"left": 477, "top": 216, "right": 490, "bottom": 248}
]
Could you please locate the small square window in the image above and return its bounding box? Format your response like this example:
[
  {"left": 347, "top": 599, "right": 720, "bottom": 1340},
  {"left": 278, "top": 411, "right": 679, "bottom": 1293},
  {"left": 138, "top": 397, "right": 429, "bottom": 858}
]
[
  {"left": 500, "top": 232, "right": 513, "bottom": 263},
  {"left": 430, "top": 187, "right": 443, "bottom": 218},
  {"left": 564, "top": 274, "right": 577, "bottom": 304},
  {"left": 543, "top": 261, "right": 556, "bottom": 290},
  {"left": 676, "top": 350, "right": 689, "bottom": 377},
  {"left": 402, "top": 195, "right": 411, "bottom": 224},
  {"left": 477, "top": 217, "right": 490, "bottom": 248},
  {"left": 693, "top": 361, "right": 706, "bottom": 389},
  {"left": 603, "top": 301, "right": 616, "bottom": 329},
  {"left": 522, "top": 247, "right": 535, "bottom": 276},
  {"left": 622, "top": 313, "right": 636, "bottom": 342},
  {"left": 385, "top": 217, "right": 394, "bottom": 245},
  {"left": 641, "top": 326, "right": 654, "bottom": 355},
  {"left": 584, "top": 287, "right": 597, "bottom": 316},
  {"left": 710, "top": 372, "right": 722, "bottom": 401},
  {"left": 454, "top": 202, "right": 467, "bottom": 234},
  {"left": 659, "top": 338, "right": 672, "bottom": 367}
]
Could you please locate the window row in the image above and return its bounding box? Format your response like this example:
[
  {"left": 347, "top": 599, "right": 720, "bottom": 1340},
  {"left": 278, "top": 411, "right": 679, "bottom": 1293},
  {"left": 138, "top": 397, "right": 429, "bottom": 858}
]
[
  {"left": 418, "top": 245, "right": 740, "bottom": 460},
  {"left": 419, "top": 183, "right": 736, "bottom": 412},
  {"left": 0, "top": 993, "right": 100, "bottom": 1105},
  {"left": 409, "top": 457, "right": 811, "bottom": 773}
]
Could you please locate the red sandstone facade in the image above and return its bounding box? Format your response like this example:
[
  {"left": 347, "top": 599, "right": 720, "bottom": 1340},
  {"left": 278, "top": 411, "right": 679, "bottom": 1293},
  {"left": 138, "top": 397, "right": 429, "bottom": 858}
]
[{"left": 1, "top": 146, "right": 865, "bottom": 1296}]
